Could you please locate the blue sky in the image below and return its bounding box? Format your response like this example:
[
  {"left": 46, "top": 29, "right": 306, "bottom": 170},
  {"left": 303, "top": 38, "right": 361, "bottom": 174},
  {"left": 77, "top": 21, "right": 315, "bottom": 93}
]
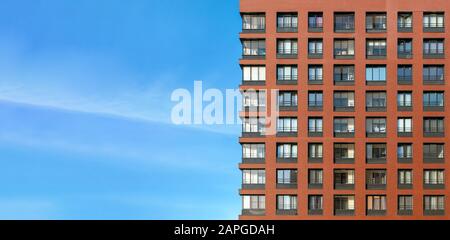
[{"left": 0, "top": 0, "right": 242, "bottom": 219}]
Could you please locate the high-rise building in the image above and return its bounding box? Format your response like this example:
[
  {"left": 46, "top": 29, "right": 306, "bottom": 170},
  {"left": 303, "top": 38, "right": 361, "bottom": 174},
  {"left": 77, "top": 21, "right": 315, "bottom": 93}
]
[{"left": 239, "top": 0, "right": 449, "bottom": 219}]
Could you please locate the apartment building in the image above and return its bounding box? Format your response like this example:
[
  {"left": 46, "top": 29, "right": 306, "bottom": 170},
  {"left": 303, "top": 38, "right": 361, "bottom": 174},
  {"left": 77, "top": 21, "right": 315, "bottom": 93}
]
[{"left": 239, "top": 0, "right": 449, "bottom": 219}]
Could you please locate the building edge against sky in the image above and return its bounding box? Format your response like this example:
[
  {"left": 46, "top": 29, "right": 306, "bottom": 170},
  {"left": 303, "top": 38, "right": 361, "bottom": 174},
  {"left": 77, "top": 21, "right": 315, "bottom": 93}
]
[{"left": 238, "top": 0, "right": 450, "bottom": 220}]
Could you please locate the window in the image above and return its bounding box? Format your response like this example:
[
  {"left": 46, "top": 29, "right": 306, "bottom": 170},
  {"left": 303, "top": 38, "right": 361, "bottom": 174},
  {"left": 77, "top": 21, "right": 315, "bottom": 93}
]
[
  {"left": 424, "top": 143, "right": 445, "bottom": 159},
  {"left": 424, "top": 196, "right": 445, "bottom": 211},
  {"left": 398, "top": 118, "right": 412, "bottom": 133},
  {"left": 334, "top": 169, "right": 355, "bottom": 184},
  {"left": 278, "top": 91, "right": 298, "bottom": 107},
  {"left": 309, "top": 195, "right": 323, "bottom": 210},
  {"left": 423, "top": 65, "right": 445, "bottom": 81},
  {"left": 398, "top": 12, "right": 413, "bottom": 29},
  {"left": 308, "top": 39, "right": 323, "bottom": 55},
  {"left": 366, "top": 92, "right": 386, "bottom": 108},
  {"left": 308, "top": 65, "right": 323, "bottom": 81},
  {"left": 423, "top": 39, "right": 444, "bottom": 55},
  {"left": 277, "top": 13, "right": 298, "bottom": 29},
  {"left": 309, "top": 143, "right": 323, "bottom": 159},
  {"left": 423, "top": 13, "right": 445, "bottom": 28},
  {"left": 242, "top": 40, "right": 266, "bottom": 56},
  {"left": 277, "top": 169, "right": 298, "bottom": 184},
  {"left": 334, "top": 92, "right": 355, "bottom": 108},
  {"left": 367, "top": 195, "right": 387, "bottom": 211},
  {"left": 398, "top": 144, "right": 413, "bottom": 158},
  {"left": 308, "top": 118, "right": 323, "bottom": 133},
  {"left": 367, "top": 143, "right": 387, "bottom": 159},
  {"left": 309, "top": 169, "right": 323, "bottom": 185},
  {"left": 334, "top": 143, "right": 355, "bottom": 159},
  {"left": 277, "top": 39, "right": 298, "bottom": 55},
  {"left": 398, "top": 170, "right": 413, "bottom": 185},
  {"left": 278, "top": 117, "right": 298, "bottom": 133},
  {"left": 366, "top": 118, "right": 387, "bottom": 133},
  {"left": 423, "top": 118, "right": 444, "bottom": 134},
  {"left": 334, "top": 195, "right": 355, "bottom": 210},
  {"left": 366, "top": 66, "right": 386, "bottom": 81},
  {"left": 242, "top": 118, "right": 265, "bottom": 134},
  {"left": 243, "top": 90, "right": 266, "bottom": 108},
  {"left": 335, "top": 13, "right": 355, "bottom": 31},
  {"left": 367, "top": 39, "right": 387, "bottom": 57},
  {"left": 242, "top": 66, "right": 266, "bottom": 82},
  {"left": 308, "top": 12, "right": 323, "bottom": 29},
  {"left": 242, "top": 14, "right": 265, "bottom": 31},
  {"left": 366, "top": 13, "right": 387, "bottom": 31},
  {"left": 243, "top": 170, "right": 266, "bottom": 184},
  {"left": 308, "top": 91, "right": 323, "bottom": 107},
  {"left": 277, "top": 195, "right": 297, "bottom": 210},
  {"left": 334, "top": 65, "right": 355, "bottom": 81},
  {"left": 424, "top": 170, "right": 445, "bottom": 185},
  {"left": 366, "top": 169, "right": 387, "bottom": 185},
  {"left": 243, "top": 195, "right": 265, "bottom": 210},
  {"left": 277, "top": 144, "right": 298, "bottom": 159},
  {"left": 334, "top": 118, "right": 355, "bottom": 133},
  {"left": 398, "top": 196, "right": 413, "bottom": 211},
  {"left": 398, "top": 65, "right": 412, "bottom": 82},
  {"left": 398, "top": 39, "right": 412, "bottom": 56},
  {"left": 277, "top": 65, "right": 298, "bottom": 81},
  {"left": 398, "top": 92, "right": 412, "bottom": 107},
  {"left": 423, "top": 92, "right": 444, "bottom": 107},
  {"left": 242, "top": 144, "right": 265, "bottom": 159},
  {"left": 334, "top": 39, "right": 355, "bottom": 57}
]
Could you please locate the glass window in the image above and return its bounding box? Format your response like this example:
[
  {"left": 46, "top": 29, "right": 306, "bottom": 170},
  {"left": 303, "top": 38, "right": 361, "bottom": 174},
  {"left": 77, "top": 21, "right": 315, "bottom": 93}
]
[
  {"left": 423, "top": 92, "right": 444, "bottom": 107},
  {"left": 366, "top": 66, "right": 386, "bottom": 81},
  {"left": 308, "top": 118, "right": 323, "bottom": 133},
  {"left": 277, "top": 144, "right": 298, "bottom": 158},
  {"left": 334, "top": 39, "right": 355, "bottom": 56},
  {"left": 366, "top": 118, "right": 387, "bottom": 133},
  {"left": 367, "top": 195, "right": 387, "bottom": 210},
  {"left": 308, "top": 65, "right": 323, "bottom": 81},
  {"left": 243, "top": 195, "right": 265, "bottom": 210},
  {"left": 278, "top": 118, "right": 298, "bottom": 133},
  {"left": 309, "top": 169, "right": 323, "bottom": 184},
  {"left": 243, "top": 169, "right": 266, "bottom": 184},
  {"left": 309, "top": 143, "right": 323, "bottom": 158},
  {"left": 277, "top": 14, "right": 298, "bottom": 29},
  {"left": 277, "top": 195, "right": 297, "bottom": 210},
  {"left": 366, "top": 91, "right": 386, "bottom": 107},
  {"left": 243, "top": 66, "right": 266, "bottom": 81},
  {"left": 242, "top": 14, "right": 266, "bottom": 30},
  {"left": 308, "top": 91, "right": 323, "bottom": 107},
  {"left": 242, "top": 144, "right": 265, "bottom": 159},
  {"left": 277, "top": 169, "right": 298, "bottom": 184},
  {"left": 242, "top": 40, "right": 266, "bottom": 56},
  {"left": 277, "top": 39, "right": 298, "bottom": 55},
  {"left": 398, "top": 195, "right": 413, "bottom": 210}
]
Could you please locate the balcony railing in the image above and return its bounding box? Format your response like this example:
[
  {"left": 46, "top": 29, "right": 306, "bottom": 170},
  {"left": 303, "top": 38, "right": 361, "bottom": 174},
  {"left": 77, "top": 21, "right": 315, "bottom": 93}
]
[{"left": 335, "top": 23, "right": 355, "bottom": 32}]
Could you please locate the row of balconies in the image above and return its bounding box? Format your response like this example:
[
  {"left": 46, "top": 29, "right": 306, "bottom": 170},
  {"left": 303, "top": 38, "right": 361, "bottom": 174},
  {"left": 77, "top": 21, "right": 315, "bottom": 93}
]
[{"left": 242, "top": 155, "right": 444, "bottom": 164}]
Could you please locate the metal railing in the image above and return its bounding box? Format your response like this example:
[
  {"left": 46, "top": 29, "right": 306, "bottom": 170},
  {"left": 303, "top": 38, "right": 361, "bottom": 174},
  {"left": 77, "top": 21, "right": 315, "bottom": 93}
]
[
  {"left": 278, "top": 75, "right": 298, "bottom": 81},
  {"left": 424, "top": 101, "right": 444, "bottom": 107},
  {"left": 398, "top": 22, "right": 412, "bottom": 28},
  {"left": 335, "top": 22, "right": 355, "bottom": 31},
  {"left": 278, "top": 48, "right": 298, "bottom": 55},
  {"left": 424, "top": 75, "right": 444, "bottom": 81}
]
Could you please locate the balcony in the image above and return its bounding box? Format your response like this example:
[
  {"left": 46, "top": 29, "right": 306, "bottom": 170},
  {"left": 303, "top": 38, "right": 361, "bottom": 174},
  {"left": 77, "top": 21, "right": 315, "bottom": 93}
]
[
  {"left": 308, "top": 209, "right": 323, "bottom": 215},
  {"left": 277, "top": 25, "right": 298, "bottom": 33},
  {"left": 398, "top": 75, "right": 412, "bottom": 85},
  {"left": 423, "top": 154, "right": 444, "bottom": 164},
  {"left": 366, "top": 105, "right": 386, "bottom": 112},
  {"left": 424, "top": 103, "right": 444, "bottom": 112},
  {"left": 423, "top": 75, "right": 444, "bottom": 85},
  {"left": 398, "top": 209, "right": 413, "bottom": 216},
  {"left": 308, "top": 22, "right": 323, "bottom": 32},
  {"left": 398, "top": 50, "right": 413, "bottom": 59},
  {"left": 334, "top": 103, "right": 355, "bottom": 112},
  {"left": 366, "top": 80, "right": 386, "bottom": 86},
  {"left": 308, "top": 131, "right": 323, "bottom": 138},
  {"left": 279, "top": 104, "right": 298, "bottom": 112},
  {"left": 367, "top": 157, "right": 386, "bottom": 164},
  {"left": 398, "top": 183, "right": 413, "bottom": 189},
  {"left": 398, "top": 156, "right": 413, "bottom": 164},
  {"left": 367, "top": 210, "right": 386, "bottom": 216},
  {"left": 276, "top": 209, "right": 298, "bottom": 215},
  {"left": 241, "top": 184, "right": 265, "bottom": 190},
  {"left": 424, "top": 209, "right": 445, "bottom": 216},
  {"left": 334, "top": 79, "right": 355, "bottom": 86},
  {"left": 424, "top": 23, "right": 445, "bottom": 33},
  {"left": 335, "top": 23, "right": 355, "bottom": 33},
  {"left": 366, "top": 183, "right": 386, "bottom": 190},
  {"left": 277, "top": 50, "right": 298, "bottom": 59},
  {"left": 242, "top": 209, "right": 265, "bottom": 216},
  {"left": 423, "top": 49, "right": 445, "bottom": 59},
  {"left": 398, "top": 130, "right": 413, "bottom": 138},
  {"left": 366, "top": 132, "right": 387, "bottom": 138},
  {"left": 308, "top": 49, "right": 323, "bottom": 59},
  {"left": 241, "top": 132, "right": 264, "bottom": 138},
  {"left": 308, "top": 156, "right": 323, "bottom": 163},
  {"left": 276, "top": 183, "right": 297, "bottom": 189},
  {"left": 308, "top": 103, "right": 323, "bottom": 112},
  {"left": 334, "top": 183, "right": 355, "bottom": 190},
  {"left": 276, "top": 156, "right": 298, "bottom": 164},
  {"left": 242, "top": 157, "right": 265, "bottom": 164},
  {"left": 423, "top": 130, "right": 445, "bottom": 138},
  {"left": 308, "top": 183, "right": 323, "bottom": 189},
  {"left": 277, "top": 131, "right": 298, "bottom": 138},
  {"left": 424, "top": 181, "right": 445, "bottom": 190},
  {"left": 242, "top": 80, "right": 266, "bottom": 86},
  {"left": 277, "top": 75, "right": 298, "bottom": 86},
  {"left": 367, "top": 52, "right": 386, "bottom": 60},
  {"left": 398, "top": 104, "right": 413, "bottom": 112},
  {"left": 334, "top": 131, "right": 355, "bottom": 138},
  {"left": 398, "top": 22, "right": 412, "bottom": 32},
  {"left": 334, "top": 157, "right": 355, "bottom": 164},
  {"left": 334, "top": 209, "right": 355, "bottom": 216}
]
